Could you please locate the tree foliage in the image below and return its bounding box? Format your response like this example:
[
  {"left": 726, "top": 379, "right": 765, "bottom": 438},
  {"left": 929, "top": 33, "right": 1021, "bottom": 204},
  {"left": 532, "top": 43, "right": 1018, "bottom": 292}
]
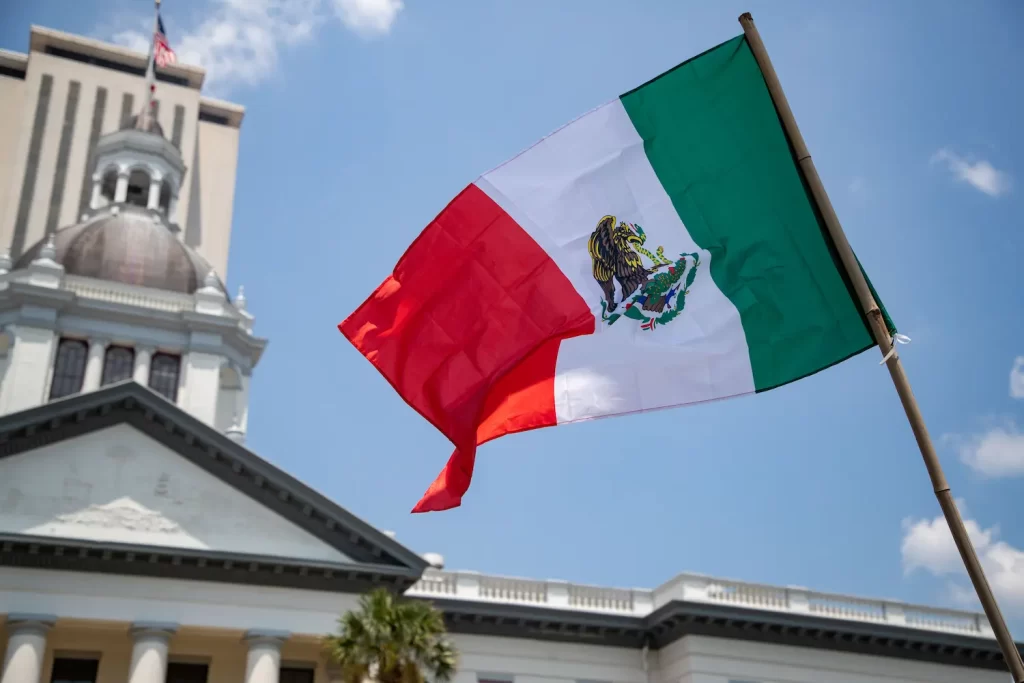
[{"left": 324, "top": 588, "right": 457, "bottom": 683}]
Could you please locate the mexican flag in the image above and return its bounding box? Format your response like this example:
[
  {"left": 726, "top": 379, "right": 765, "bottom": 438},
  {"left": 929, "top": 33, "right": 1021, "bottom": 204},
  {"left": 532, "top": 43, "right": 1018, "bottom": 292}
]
[{"left": 340, "top": 34, "right": 895, "bottom": 512}]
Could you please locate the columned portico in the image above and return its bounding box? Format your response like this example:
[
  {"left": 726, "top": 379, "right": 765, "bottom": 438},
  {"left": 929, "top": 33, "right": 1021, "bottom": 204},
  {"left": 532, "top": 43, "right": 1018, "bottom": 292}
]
[
  {"left": 1, "top": 615, "right": 55, "bottom": 683},
  {"left": 243, "top": 631, "right": 288, "bottom": 683},
  {"left": 128, "top": 622, "right": 178, "bottom": 683}
]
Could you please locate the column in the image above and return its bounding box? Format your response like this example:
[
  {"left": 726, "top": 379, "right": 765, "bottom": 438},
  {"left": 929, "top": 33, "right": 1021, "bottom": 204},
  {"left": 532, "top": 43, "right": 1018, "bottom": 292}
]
[
  {"left": 114, "top": 171, "right": 129, "bottom": 203},
  {"left": 147, "top": 178, "right": 161, "bottom": 211},
  {"left": 1, "top": 614, "right": 56, "bottom": 683},
  {"left": 89, "top": 174, "right": 102, "bottom": 210},
  {"left": 180, "top": 350, "right": 222, "bottom": 426},
  {"left": 168, "top": 195, "right": 179, "bottom": 224},
  {"left": 133, "top": 346, "right": 153, "bottom": 386},
  {"left": 0, "top": 326, "right": 56, "bottom": 415},
  {"left": 81, "top": 338, "right": 108, "bottom": 392},
  {"left": 234, "top": 371, "right": 251, "bottom": 434},
  {"left": 243, "top": 631, "right": 288, "bottom": 683},
  {"left": 128, "top": 623, "right": 177, "bottom": 683}
]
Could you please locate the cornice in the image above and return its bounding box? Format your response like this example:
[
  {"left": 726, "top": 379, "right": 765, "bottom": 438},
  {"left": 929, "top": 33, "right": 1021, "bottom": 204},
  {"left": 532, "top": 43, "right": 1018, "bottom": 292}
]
[
  {"left": 0, "top": 533, "right": 419, "bottom": 594},
  {"left": 421, "top": 597, "right": 1021, "bottom": 672},
  {"left": 0, "top": 278, "right": 267, "bottom": 368}
]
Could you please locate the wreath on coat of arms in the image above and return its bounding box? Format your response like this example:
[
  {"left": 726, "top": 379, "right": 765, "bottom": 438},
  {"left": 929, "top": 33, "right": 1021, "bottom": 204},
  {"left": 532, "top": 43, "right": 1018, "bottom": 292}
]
[{"left": 587, "top": 215, "right": 700, "bottom": 332}]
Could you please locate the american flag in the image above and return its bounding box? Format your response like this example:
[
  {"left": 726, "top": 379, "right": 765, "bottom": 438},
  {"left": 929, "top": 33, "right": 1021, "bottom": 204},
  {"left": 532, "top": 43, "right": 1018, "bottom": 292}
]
[{"left": 153, "top": 14, "right": 176, "bottom": 68}]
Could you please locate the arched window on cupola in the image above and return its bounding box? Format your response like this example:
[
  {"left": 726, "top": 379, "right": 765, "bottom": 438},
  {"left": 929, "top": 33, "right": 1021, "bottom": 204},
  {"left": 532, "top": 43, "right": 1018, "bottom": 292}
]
[
  {"left": 100, "top": 168, "right": 118, "bottom": 203},
  {"left": 159, "top": 179, "right": 173, "bottom": 215},
  {"left": 125, "top": 168, "right": 150, "bottom": 207}
]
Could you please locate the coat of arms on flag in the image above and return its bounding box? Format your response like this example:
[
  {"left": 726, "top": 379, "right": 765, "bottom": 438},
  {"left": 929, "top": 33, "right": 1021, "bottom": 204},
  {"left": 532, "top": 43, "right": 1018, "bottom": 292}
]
[{"left": 588, "top": 215, "right": 701, "bottom": 331}]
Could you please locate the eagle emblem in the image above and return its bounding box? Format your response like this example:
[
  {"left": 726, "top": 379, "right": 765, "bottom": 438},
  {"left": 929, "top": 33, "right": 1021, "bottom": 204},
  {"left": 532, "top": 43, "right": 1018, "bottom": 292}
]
[{"left": 587, "top": 215, "right": 701, "bottom": 331}]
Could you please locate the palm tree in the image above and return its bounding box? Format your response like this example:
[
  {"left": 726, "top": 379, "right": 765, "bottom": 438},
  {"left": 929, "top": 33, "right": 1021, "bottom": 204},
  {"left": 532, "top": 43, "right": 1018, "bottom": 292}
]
[{"left": 324, "top": 587, "right": 457, "bottom": 683}]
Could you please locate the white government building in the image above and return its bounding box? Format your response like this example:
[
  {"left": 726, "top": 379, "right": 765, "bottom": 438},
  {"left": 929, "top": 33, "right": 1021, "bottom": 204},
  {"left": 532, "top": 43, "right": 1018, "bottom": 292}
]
[{"left": 0, "top": 24, "right": 1020, "bottom": 683}]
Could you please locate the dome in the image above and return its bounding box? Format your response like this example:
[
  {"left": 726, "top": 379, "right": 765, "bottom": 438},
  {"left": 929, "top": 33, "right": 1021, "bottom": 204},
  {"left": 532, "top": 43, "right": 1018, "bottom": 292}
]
[
  {"left": 15, "top": 206, "right": 225, "bottom": 296},
  {"left": 121, "top": 113, "right": 165, "bottom": 137}
]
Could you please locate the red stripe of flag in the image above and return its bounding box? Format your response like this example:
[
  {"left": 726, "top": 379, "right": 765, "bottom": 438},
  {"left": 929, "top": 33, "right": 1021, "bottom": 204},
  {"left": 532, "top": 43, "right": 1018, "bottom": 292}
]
[{"left": 339, "top": 183, "right": 594, "bottom": 512}]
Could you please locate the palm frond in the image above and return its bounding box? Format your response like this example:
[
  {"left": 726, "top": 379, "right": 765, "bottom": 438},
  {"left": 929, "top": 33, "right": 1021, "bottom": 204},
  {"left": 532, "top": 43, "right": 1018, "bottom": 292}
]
[{"left": 325, "top": 588, "right": 459, "bottom": 683}]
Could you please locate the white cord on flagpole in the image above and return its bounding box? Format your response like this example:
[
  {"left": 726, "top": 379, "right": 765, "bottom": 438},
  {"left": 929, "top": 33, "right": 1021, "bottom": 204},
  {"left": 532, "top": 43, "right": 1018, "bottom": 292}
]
[{"left": 879, "top": 333, "right": 911, "bottom": 364}]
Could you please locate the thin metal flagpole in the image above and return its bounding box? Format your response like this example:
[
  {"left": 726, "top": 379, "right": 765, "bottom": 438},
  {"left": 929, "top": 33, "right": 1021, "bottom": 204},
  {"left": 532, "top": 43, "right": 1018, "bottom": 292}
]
[
  {"left": 737, "top": 12, "right": 1024, "bottom": 681},
  {"left": 138, "top": 0, "right": 162, "bottom": 131}
]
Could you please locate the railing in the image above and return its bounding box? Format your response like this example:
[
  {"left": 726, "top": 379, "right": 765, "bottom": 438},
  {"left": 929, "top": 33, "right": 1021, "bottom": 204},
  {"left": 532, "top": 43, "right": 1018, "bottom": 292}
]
[
  {"left": 479, "top": 576, "right": 548, "bottom": 604},
  {"left": 904, "top": 607, "right": 986, "bottom": 635},
  {"left": 408, "top": 570, "right": 648, "bottom": 615},
  {"left": 8, "top": 266, "right": 255, "bottom": 336},
  {"left": 411, "top": 570, "right": 458, "bottom": 598},
  {"left": 706, "top": 579, "right": 789, "bottom": 610},
  {"left": 568, "top": 583, "right": 637, "bottom": 613},
  {"left": 63, "top": 275, "right": 195, "bottom": 313},
  {"left": 808, "top": 593, "right": 887, "bottom": 622},
  {"left": 406, "top": 570, "right": 995, "bottom": 639}
]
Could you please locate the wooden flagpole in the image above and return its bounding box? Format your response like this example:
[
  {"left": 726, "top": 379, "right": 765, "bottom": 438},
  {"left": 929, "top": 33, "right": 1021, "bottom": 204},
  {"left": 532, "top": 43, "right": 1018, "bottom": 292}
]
[{"left": 738, "top": 12, "right": 1024, "bottom": 681}]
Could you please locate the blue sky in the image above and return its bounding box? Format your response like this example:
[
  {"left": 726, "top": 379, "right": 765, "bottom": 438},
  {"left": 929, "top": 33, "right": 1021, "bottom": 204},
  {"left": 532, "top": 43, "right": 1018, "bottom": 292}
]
[{"left": 4, "top": 0, "right": 1022, "bottom": 625}]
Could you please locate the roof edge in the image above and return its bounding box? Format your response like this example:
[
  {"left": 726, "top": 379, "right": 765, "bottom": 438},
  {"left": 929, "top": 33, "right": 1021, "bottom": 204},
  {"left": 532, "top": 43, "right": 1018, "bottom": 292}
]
[
  {"left": 0, "top": 48, "right": 28, "bottom": 70},
  {"left": 0, "top": 533, "right": 421, "bottom": 595},
  {"left": 199, "top": 97, "right": 245, "bottom": 128},
  {"left": 417, "top": 596, "right": 1022, "bottom": 672},
  {"left": 28, "top": 25, "right": 205, "bottom": 91}
]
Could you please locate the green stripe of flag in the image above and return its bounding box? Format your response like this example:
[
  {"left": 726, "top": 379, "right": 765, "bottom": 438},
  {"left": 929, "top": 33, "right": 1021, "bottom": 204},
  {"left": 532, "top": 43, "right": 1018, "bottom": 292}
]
[{"left": 620, "top": 35, "right": 894, "bottom": 392}]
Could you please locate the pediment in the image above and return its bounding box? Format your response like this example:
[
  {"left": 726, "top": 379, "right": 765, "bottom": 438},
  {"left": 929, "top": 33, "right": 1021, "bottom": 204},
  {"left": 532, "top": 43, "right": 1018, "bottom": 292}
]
[
  {"left": 1, "top": 423, "right": 351, "bottom": 562},
  {"left": 0, "top": 382, "right": 427, "bottom": 576}
]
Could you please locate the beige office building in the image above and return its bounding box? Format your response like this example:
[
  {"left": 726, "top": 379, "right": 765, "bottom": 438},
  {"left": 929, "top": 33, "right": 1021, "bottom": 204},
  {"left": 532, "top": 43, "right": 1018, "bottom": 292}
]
[{"left": 0, "top": 26, "right": 241, "bottom": 278}]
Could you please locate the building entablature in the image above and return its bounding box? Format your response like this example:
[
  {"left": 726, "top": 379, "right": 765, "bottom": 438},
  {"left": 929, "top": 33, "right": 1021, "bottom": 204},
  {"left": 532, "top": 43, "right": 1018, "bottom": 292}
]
[
  {"left": 92, "top": 128, "right": 186, "bottom": 178},
  {"left": 0, "top": 268, "right": 265, "bottom": 370}
]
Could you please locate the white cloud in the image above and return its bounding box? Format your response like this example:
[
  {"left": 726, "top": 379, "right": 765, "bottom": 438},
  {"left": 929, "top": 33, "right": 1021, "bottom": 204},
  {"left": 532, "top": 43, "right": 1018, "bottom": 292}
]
[
  {"left": 334, "top": 0, "right": 404, "bottom": 36},
  {"left": 111, "top": 30, "right": 150, "bottom": 54},
  {"left": 106, "top": 0, "right": 402, "bottom": 95},
  {"left": 1011, "top": 357, "right": 1024, "bottom": 399},
  {"left": 931, "top": 148, "right": 1012, "bottom": 197},
  {"left": 949, "top": 419, "right": 1024, "bottom": 478},
  {"left": 848, "top": 176, "right": 866, "bottom": 195},
  {"left": 901, "top": 510, "right": 1024, "bottom": 613},
  {"left": 901, "top": 508, "right": 994, "bottom": 576}
]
